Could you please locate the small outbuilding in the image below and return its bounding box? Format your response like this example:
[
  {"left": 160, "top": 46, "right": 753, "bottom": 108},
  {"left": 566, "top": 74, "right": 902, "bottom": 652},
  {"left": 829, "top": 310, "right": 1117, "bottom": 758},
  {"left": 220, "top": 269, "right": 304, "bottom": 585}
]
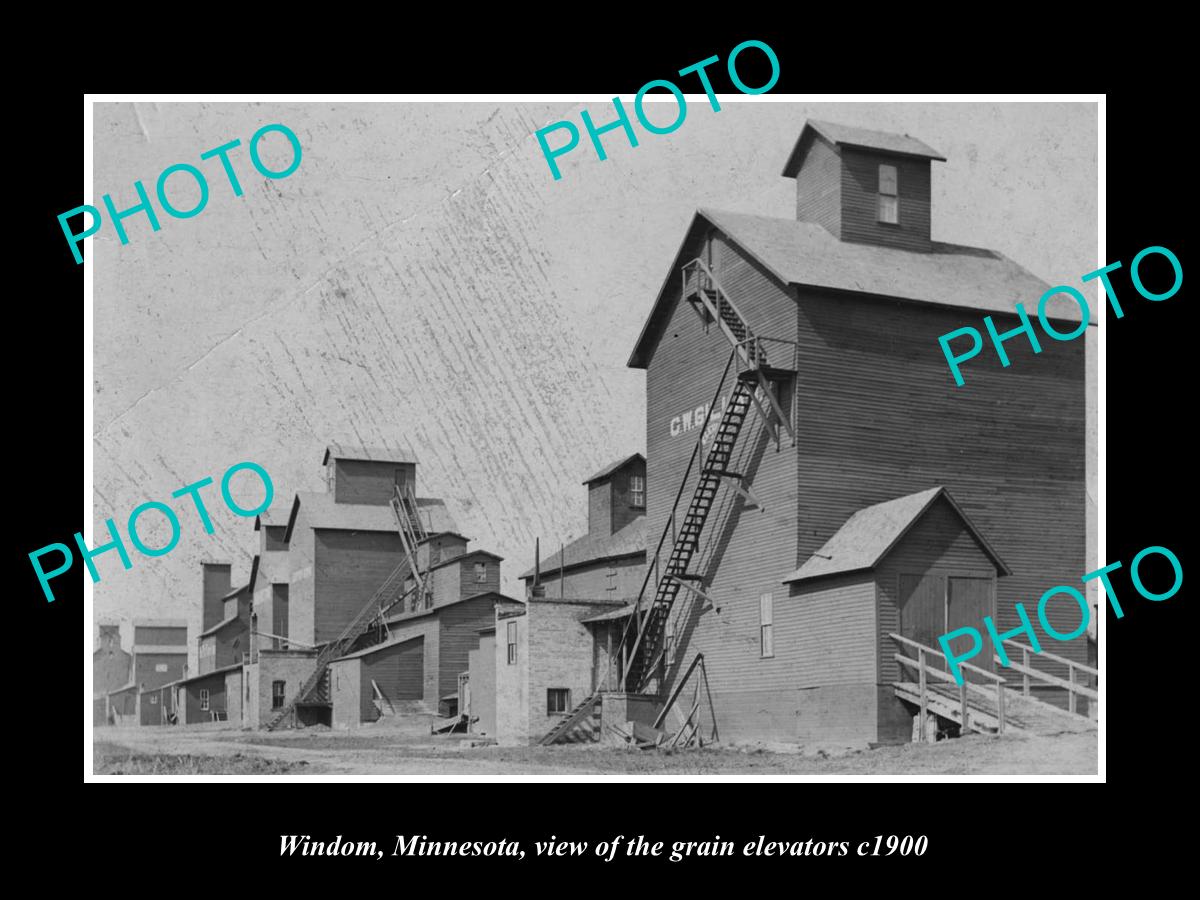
[{"left": 781, "top": 486, "right": 1009, "bottom": 745}]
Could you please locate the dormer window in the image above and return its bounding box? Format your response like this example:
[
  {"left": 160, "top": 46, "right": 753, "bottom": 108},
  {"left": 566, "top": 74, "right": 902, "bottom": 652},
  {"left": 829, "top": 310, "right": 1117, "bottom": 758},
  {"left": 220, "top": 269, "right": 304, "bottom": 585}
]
[
  {"left": 877, "top": 164, "right": 898, "bottom": 224},
  {"left": 630, "top": 475, "right": 645, "bottom": 508}
]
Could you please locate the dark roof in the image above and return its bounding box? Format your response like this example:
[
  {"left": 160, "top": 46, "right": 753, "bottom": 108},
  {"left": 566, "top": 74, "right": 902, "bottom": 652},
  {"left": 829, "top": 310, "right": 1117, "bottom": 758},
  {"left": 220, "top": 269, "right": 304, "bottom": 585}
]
[
  {"left": 428, "top": 548, "right": 504, "bottom": 573},
  {"left": 582, "top": 453, "right": 645, "bottom": 485},
  {"left": 628, "top": 209, "right": 1089, "bottom": 369},
  {"left": 329, "top": 633, "right": 424, "bottom": 663},
  {"left": 783, "top": 119, "right": 946, "bottom": 177},
  {"left": 163, "top": 663, "right": 242, "bottom": 689},
  {"left": 383, "top": 591, "right": 520, "bottom": 628},
  {"left": 519, "top": 516, "right": 646, "bottom": 580},
  {"left": 322, "top": 442, "right": 418, "bottom": 466},
  {"left": 199, "top": 611, "right": 249, "bottom": 639},
  {"left": 579, "top": 603, "right": 643, "bottom": 623},
  {"left": 783, "top": 487, "right": 1009, "bottom": 584},
  {"left": 220, "top": 583, "right": 250, "bottom": 602},
  {"left": 284, "top": 491, "right": 456, "bottom": 542}
]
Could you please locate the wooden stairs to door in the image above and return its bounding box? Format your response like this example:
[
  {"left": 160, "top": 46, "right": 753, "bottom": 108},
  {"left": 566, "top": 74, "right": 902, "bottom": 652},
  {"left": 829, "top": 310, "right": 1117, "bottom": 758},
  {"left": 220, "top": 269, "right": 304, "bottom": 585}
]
[
  {"left": 539, "top": 694, "right": 603, "bottom": 746},
  {"left": 889, "top": 633, "right": 1098, "bottom": 738}
]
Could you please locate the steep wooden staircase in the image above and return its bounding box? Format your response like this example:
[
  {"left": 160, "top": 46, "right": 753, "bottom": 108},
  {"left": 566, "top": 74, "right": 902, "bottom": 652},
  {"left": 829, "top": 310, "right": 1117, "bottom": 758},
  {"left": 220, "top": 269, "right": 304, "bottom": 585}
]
[
  {"left": 264, "top": 485, "right": 428, "bottom": 731},
  {"left": 540, "top": 258, "right": 796, "bottom": 744},
  {"left": 539, "top": 694, "right": 603, "bottom": 745}
]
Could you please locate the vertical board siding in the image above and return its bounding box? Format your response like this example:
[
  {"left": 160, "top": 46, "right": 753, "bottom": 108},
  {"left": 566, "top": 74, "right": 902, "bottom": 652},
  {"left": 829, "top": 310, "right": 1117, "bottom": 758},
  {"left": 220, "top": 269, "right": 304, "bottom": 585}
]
[
  {"left": 793, "top": 133, "right": 841, "bottom": 236},
  {"left": 839, "top": 148, "right": 932, "bottom": 251},
  {"left": 647, "top": 233, "right": 800, "bottom": 738},
  {"left": 436, "top": 596, "right": 496, "bottom": 703},
  {"left": 133, "top": 626, "right": 187, "bottom": 646},
  {"left": 457, "top": 554, "right": 501, "bottom": 601},
  {"left": 587, "top": 482, "right": 612, "bottom": 537},
  {"left": 383, "top": 617, "right": 440, "bottom": 704},
  {"left": 796, "top": 289, "right": 1088, "bottom": 693},
  {"left": 313, "top": 529, "right": 405, "bottom": 643},
  {"left": 609, "top": 458, "right": 646, "bottom": 534},
  {"left": 359, "top": 637, "right": 425, "bottom": 721},
  {"left": 334, "top": 459, "right": 414, "bottom": 506}
]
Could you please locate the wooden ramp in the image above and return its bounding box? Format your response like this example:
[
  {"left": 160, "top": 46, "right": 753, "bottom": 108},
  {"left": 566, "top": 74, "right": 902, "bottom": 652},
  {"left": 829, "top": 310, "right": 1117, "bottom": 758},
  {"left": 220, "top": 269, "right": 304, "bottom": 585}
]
[{"left": 889, "top": 633, "right": 1097, "bottom": 738}]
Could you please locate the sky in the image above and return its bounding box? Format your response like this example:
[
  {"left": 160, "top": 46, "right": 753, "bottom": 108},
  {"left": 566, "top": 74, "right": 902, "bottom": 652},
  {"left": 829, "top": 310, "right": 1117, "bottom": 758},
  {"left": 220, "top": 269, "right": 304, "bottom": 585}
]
[{"left": 90, "top": 99, "right": 1099, "bottom": 663}]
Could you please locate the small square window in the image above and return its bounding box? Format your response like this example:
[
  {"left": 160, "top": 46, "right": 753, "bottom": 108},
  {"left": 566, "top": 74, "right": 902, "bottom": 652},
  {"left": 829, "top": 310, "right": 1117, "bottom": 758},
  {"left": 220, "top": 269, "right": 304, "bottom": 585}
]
[
  {"left": 199, "top": 689, "right": 210, "bottom": 711},
  {"left": 547, "top": 688, "right": 570, "bottom": 714},
  {"left": 272, "top": 680, "right": 286, "bottom": 710},
  {"left": 474, "top": 562, "right": 488, "bottom": 583},
  {"left": 149, "top": 694, "right": 159, "bottom": 705},
  {"left": 630, "top": 475, "right": 645, "bottom": 508}
]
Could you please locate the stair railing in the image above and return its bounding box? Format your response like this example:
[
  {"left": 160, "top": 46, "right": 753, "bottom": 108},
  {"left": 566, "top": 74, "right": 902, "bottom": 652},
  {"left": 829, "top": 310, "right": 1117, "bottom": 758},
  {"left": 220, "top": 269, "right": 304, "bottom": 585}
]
[
  {"left": 889, "top": 633, "right": 1008, "bottom": 735},
  {"left": 996, "top": 639, "right": 1097, "bottom": 715},
  {"left": 613, "top": 348, "right": 738, "bottom": 691}
]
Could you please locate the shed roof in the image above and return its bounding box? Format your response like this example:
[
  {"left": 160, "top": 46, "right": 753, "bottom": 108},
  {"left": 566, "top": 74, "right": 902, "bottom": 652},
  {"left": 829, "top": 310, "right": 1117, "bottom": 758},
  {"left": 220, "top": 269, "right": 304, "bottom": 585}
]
[
  {"left": 383, "top": 591, "right": 520, "bottom": 628},
  {"left": 329, "top": 633, "right": 424, "bottom": 663},
  {"left": 163, "top": 663, "right": 242, "bottom": 689},
  {"left": 628, "top": 209, "right": 1090, "bottom": 369},
  {"left": 322, "top": 443, "right": 418, "bottom": 466},
  {"left": 582, "top": 453, "right": 645, "bottom": 485},
  {"left": 783, "top": 119, "right": 946, "bottom": 177},
  {"left": 579, "top": 603, "right": 643, "bottom": 624},
  {"left": 783, "top": 486, "right": 1009, "bottom": 584},
  {"left": 199, "top": 611, "right": 248, "bottom": 639},
  {"left": 284, "top": 492, "right": 456, "bottom": 542},
  {"left": 519, "top": 516, "right": 646, "bottom": 580}
]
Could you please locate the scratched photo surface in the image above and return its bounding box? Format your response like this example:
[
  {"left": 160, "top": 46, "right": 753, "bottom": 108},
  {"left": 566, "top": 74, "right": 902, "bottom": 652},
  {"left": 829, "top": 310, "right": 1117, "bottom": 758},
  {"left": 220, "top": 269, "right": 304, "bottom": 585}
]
[{"left": 91, "top": 102, "right": 1098, "bottom": 758}]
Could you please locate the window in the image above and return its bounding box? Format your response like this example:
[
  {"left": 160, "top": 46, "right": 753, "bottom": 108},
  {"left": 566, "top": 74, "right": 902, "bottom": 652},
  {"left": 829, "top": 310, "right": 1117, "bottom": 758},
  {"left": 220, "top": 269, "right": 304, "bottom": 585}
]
[
  {"left": 506, "top": 621, "right": 517, "bottom": 665},
  {"left": 474, "top": 562, "right": 487, "bottom": 583},
  {"left": 155, "top": 663, "right": 168, "bottom": 672},
  {"left": 759, "top": 593, "right": 775, "bottom": 658},
  {"left": 199, "top": 689, "right": 210, "bottom": 711},
  {"left": 149, "top": 694, "right": 158, "bottom": 705},
  {"left": 272, "top": 680, "right": 286, "bottom": 710},
  {"left": 630, "top": 474, "right": 645, "bottom": 508},
  {"left": 547, "top": 688, "right": 570, "bottom": 715},
  {"left": 877, "top": 164, "right": 898, "bottom": 224}
]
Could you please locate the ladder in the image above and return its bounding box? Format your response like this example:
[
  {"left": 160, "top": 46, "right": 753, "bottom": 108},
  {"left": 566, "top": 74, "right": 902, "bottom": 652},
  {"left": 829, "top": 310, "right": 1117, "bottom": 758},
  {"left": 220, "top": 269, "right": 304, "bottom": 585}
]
[
  {"left": 264, "top": 484, "right": 430, "bottom": 732},
  {"left": 264, "top": 560, "right": 416, "bottom": 730},
  {"left": 537, "top": 258, "right": 797, "bottom": 744}
]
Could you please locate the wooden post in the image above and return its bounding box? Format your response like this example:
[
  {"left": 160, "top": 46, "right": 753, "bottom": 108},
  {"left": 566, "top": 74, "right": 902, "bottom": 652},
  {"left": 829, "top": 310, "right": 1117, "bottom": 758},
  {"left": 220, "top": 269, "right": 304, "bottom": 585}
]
[
  {"left": 1022, "top": 646, "right": 1030, "bottom": 697},
  {"left": 1068, "top": 665, "right": 1076, "bottom": 715},
  {"left": 917, "top": 648, "right": 927, "bottom": 742},
  {"left": 960, "top": 681, "right": 969, "bottom": 734},
  {"left": 996, "top": 680, "right": 1005, "bottom": 734}
]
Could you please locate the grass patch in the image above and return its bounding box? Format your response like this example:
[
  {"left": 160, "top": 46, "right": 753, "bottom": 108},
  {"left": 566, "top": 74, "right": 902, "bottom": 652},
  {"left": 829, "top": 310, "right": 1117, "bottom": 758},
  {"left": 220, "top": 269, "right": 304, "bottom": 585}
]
[{"left": 94, "top": 741, "right": 307, "bottom": 775}]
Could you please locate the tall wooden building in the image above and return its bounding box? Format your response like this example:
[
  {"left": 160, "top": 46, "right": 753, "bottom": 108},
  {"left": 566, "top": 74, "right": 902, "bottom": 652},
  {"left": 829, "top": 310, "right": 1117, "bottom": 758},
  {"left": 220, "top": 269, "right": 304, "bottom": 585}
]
[{"left": 624, "top": 119, "right": 1090, "bottom": 745}]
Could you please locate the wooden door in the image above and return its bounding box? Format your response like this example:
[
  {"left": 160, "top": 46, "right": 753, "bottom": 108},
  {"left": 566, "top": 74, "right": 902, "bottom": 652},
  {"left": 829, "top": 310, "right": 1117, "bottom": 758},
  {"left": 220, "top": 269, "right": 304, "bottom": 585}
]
[
  {"left": 898, "top": 573, "right": 943, "bottom": 681},
  {"left": 947, "top": 576, "right": 995, "bottom": 683}
]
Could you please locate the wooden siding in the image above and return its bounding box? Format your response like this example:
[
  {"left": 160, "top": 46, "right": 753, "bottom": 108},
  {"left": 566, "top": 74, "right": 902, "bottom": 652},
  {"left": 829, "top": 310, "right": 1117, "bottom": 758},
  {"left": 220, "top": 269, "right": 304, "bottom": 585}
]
[
  {"left": 437, "top": 596, "right": 495, "bottom": 702},
  {"left": 535, "top": 555, "right": 645, "bottom": 602},
  {"left": 377, "top": 617, "right": 439, "bottom": 704},
  {"left": 181, "top": 672, "right": 226, "bottom": 725},
  {"left": 793, "top": 131, "right": 841, "bottom": 237},
  {"left": 201, "top": 563, "right": 232, "bottom": 633},
  {"left": 787, "top": 573, "right": 878, "bottom": 687},
  {"left": 646, "top": 232, "right": 801, "bottom": 736},
  {"left": 262, "top": 525, "right": 288, "bottom": 551},
  {"left": 610, "top": 457, "right": 647, "bottom": 535},
  {"left": 133, "top": 625, "right": 187, "bottom": 646},
  {"left": 313, "top": 529, "right": 405, "bottom": 644},
  {"left": 133, "top": 652, "right": 186, "bottom": 691},
  {"left": 587, "top": 481, "right": 612, "bottom": 537},
  {"left": 93, "top": 647, "right": 131, "bottom": 695},
  {"left": 456, "top": 554, "right": 501, "bottom": 601},
  {"left": 796, "top": 287, "right": 1088, "bottom": 695},
  {"left": 271, "top": 583, "right": 289, "bottom": 649},
  {"left": 360, "top": 637, "right": 425, "bottom": 721},
  {"left": 333, "top": 458, "right": 414, "bottom": 506},
  {"left": 839, "top": 147, "right": 932, "bottom": 251}
]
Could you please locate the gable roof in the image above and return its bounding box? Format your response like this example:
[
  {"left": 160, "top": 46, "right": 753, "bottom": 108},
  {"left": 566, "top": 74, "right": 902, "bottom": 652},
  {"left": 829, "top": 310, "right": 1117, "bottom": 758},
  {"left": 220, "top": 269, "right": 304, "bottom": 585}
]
[
  {"left": 783, "top": 487, "right": 1009, "bottom": 584},
  {"left": 627, "top": 209, "right": 1088, "bottom": 368},
  {"left": 322, "top": 443, "right": 418, "bottom": 466},
  {"left": 382, "top": 591, "right": 521, "bottom": 628},
  {"left": 519, "top": 515, "right": 646, "bottom": 580},
  {"left": 783, "top": 119, "right": 946, "bottom": 177},
  {"left": 284, "top": 492, "right": 457, "bottom": 542},
  {"left": 329, "top": 633, "right": 424, "bottom": 663},
  {"left": 583, "top": 453, "right": 645, "bottom": 485},
  {"left": 199, "top": 611, "right": 249, "bottom": 639},
  {"left": 428, "top": 548, "right": 505, "bottom": 572}
]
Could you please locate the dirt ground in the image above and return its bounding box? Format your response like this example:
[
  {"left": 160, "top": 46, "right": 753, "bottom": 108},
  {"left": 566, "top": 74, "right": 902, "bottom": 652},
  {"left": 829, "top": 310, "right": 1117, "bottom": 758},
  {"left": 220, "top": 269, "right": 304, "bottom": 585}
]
[{"left": 93, "top": 721, "right": 1098, "bottom": 776}]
